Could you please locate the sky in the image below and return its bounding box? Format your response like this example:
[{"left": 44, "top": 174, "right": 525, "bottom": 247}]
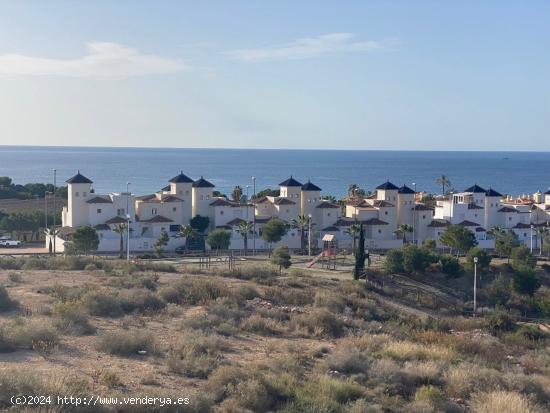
[{"left": 0, "top": 0, "right": 549, "bottom": 151}]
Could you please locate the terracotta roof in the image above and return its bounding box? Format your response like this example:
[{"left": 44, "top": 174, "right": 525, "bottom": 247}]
[
  {"left": 279, "top": 176, "right": 302, "bottom": 187},
  {"left": 322, "top": 226, "right": 340, "bottom": 232},
  {"left": 468, "top": 204, "right": 484, "bottom": 210},
  {"left": 255, "top": 217, "right": 273, "bottom": 224},
  {"left": 215, "top": 225, "right": 232, "bottom": 230},
  {"left": 376, "top": 181, "right": 399, "bottom": 190},
  {"left": 192, "top": 177, "right": 215, "bottom": 188},
  {"left": 301, "top": 180, "right": 322, "bottom": 191},
  {"left": 162, "top": 195, "right": 183, "bottom": 203},
  {"left": 544, "top": 189, "right": 550, "bottom": 195},
  {"left": 457, "top": 220, "right": 480, "bottom": 227},
  {"left": 66, "top": 171, "right": 93, "bottom": 184},
  {"left": 161, "top": 185, "right": 171, "bottom": 192},
  {"left": 58, "top": 226, "right": 77, "bottom": 239},
  {"left": 372, "top": 200, "right": 394, "bottom": 207},
  {"left": 169, "top": 171, "right": 194, "bottom": 183},
  {"left": 136, "top": 194, "right": 158, "bottom": 202},
  {"left": 363, "top": 218, "right": 389, "bottom": 225},
  {"left": 93, "top": 224, "right": 111, "bottom": 231},
  {"left": 334, "top": 218, "right": 355, "bottom": 227},
  {"left": 316, "top": 201, "right": 339, "bottom": 209},
  {"left": 86, "top": 196, "right": 112, "bottom": 204},
  {"left": 141, "top": 215, "right": 173, "bottom": 223},
  {"left": 464, "top": 184, "right": 487, "bottom": 193},
  {"left": 498, "top": 206, "right": 518, "bottom": 213},
  {"left": 210, "top": 198, "right": 237, "bottom": 207},
  {"left": 398, "top": 185, "right": 415, "bottom": 194},
  {"left": 254, "top": 196, "right": 271, "bottom": 204},
  {"left": 513, "top": 223, "right": 532, "bottom": 229},
  {"left": 226, "top": 218, "right": 246, "bottom": 226},
  {"left": 427, "top": 219, "right": 450, "bottom": 228},
  {"left": 104, "top": 216, "right": 128, "bottom": 224},
  {"left": 273, "top": 198, "right": 296, "bottom": 205},
  {"left": 486, "top": 188, "right": 503, "bottom": 197},
  {"left": 413, "top": 204, "right": 433, "bottom": 211},
  {"left": 475, "top": 227, "right": 486, "bottom": 232}
]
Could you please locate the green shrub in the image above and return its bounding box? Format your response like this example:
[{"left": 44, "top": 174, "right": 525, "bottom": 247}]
[
  {"left": 263, "top": 286, "right": 314, "bottom": 306},
  {"left": 485, "top": 276, "right": 512, "bottom": 306},
  {"left": 100, "top": 371, "right": 122, "bottom": 388},
  {"left": 95, "top": 329, "right": 157, "bottom": 356},
  {"left": 8, "top": 272, "right": 22, "bottom": 283},
  {"left": 0, "top": 286, "right": 18, "bottom": 312},
  {"left": 402, "top": 245, "right": 438, "bottom": 274},
  {"left": 512, "top": 266, "right": 541, "bottom": 296},
  {"left": 439, "top": 254, "right": 462, "bottom": 276},
  {"left": 385, "top": 249, "right": 404, "bottom": 273},
  {"left": 240, "top": 314, "right": 285, "bottom": 336},
  {"left": 3, "top": 319, "right": 59, "bottom": 351},
  {"left": 486, "top": 310, "right": 515, "bottom": 335},
  {"left": 465, "top": 247, "right": 492, "bottom": 273},
  {"left": 291, "top": 309, "right": 344, "bottom": 338},
  {"left": 414, "top": 385, "right": 445, "bottom": 405},
  {"left": 81, "top": 291, "right": 123, "bottom": 317}
]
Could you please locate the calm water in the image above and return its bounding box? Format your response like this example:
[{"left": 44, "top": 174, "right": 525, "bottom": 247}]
[{"left": 0, "top": 146, "right": 549, "bottom": 198}]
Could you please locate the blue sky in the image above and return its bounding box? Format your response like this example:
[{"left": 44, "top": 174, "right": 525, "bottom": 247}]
[{"left": 0, "top": 0, "right": 548, "bottom": 150}]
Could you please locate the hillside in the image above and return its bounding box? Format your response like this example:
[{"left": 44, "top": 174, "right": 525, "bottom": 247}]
[{"left": 0, "top": 256, "right": 548, "bottom": 413}]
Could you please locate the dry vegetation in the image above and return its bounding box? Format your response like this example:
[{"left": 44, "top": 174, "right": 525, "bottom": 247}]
[{"left": 0, "top": 256, "right": 548, "bottom": 412}]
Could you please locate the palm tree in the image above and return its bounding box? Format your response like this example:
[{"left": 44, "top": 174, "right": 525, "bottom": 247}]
[
  {"left": 112, "top": 223, "right": 127, "bottom": 259},
  {"left": 436, "top": 175, "right": 451, "bottom": 195},
  {"left": 487, "top": 225, "right": 505, "bottom": 238},
  {"left": 394, "top": 224, "right": 413, "bottom": 243},
  {"left": 344, "top": 223, "right": 362, "bottom": 253},
  {"left": 236, "top": 220, "right": 254, "bottom": 256},
  {"left": 177, "top": 224, "right": 199, "bottom": 253},
  {"left": 43, "top": 227, "right": 60, "bottom": 255},
  {"left": 291, "top": 215, "right": 311, "bottom": 251},
  {"left": 231, "top": 186, "right": 243, "bottom": 202},
  {"left": 536, "top": 225, "right": 550, "bottom": 256},
  {"left": 323, "top": 195, "right": 337, "bottom": 202}
]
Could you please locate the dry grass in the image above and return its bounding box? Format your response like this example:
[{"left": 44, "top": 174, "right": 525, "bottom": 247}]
[{"left": 471, "top": 390, "right": 544, "bottom": 413}]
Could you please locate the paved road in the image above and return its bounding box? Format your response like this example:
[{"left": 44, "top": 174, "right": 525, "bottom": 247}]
[{"left": 0, "top": 247, "right": 48, "bottom": 255}]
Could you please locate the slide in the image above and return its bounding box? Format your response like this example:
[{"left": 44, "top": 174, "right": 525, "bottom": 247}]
[{"left": 306, "top": 250, "right": 329, "bottom": 268}]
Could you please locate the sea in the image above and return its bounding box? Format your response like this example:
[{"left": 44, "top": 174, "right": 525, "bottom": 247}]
[{"left": 0, "top": 146, "right": 549, "bottom": 199}]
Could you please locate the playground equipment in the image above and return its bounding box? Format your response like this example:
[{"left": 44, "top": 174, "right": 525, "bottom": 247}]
[{"left": 307, "top": 234, "right": 338, "bottom": 269}]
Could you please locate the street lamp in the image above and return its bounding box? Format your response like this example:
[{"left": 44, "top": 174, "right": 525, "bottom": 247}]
[
  {"left": 473, "top": 256, "right": 478, "bottom": 316},
  {"left": 52, "top": 169, "right": 57, "bottom": 256},
  {"left": 308, "top": 214, "right": 312, "bottom": 257},
  {"left": 412, "top": 182, "right": 417, "bottom": 245},
  {"left": 126, "top": 182, "right": 131, "bottom": 261},
  {"left": 252, "top": 177, "right": 256, "bottom": 256},
  {"left": 245, "top": 185, "right": 250, "bottom": 221},
  {"left": 530, "top": 224, "right": 534, "bottom": 254}
]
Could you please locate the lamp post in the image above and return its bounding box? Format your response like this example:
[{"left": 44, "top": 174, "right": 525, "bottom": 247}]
[
  {"left": 246, "top": 185, "right": 250, "bottom": 221},
  {"left": 252, "top": 177, "right": 256, "bottom": 256},
  {"left": 308, "top": 214, "right": 312, "bottom": 257},
  {"left": 530, "top": 224, "right": 534, "bottom": 254},
  {"left": 126, "top": 182, "right": 131, "bottom": 261},
  {"left": 412, "top": 182, "right": 417, "bottom": 245},
  {"left": 52, "top": 169, "right": 57, "bottom": 256},
  {"left": 473, "top": 256, "right": 478, "bottom": 316},
  {"left": 44, "top": 191, "right": 52, "bottom": 230}
]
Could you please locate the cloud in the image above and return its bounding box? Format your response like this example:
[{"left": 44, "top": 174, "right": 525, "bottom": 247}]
[
  {"left": 226, "top": 33, "right": 387, "bottom": 62},
  {"left": 0, "top": 42, "right": 189, "bottom": 78}
]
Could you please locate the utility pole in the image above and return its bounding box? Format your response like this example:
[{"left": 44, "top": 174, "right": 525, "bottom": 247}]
[
  {"left": 53, "top": 169, "right": 56, "bottom": 256},
  {"left": 252, "top": 176, "right": 256, "bottom": 256},
  {"left": 412, "top": 182, "right": 417, "bottom": 245},
  {"left": 530, "top": 224, "right": 534, "bottom": 254},
  {"left": 126, "top": 182, "right": 131, "bottom": 261},
  {"left": 473, "top": 256, "right": 478, "bottom": 316},
  {"left": 308, "top": 214, "right": 312, "bottom": 257}
]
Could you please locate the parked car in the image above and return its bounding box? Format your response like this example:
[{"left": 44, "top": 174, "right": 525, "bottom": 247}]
[{"left": 0, "top": 239, "right": 21, "bottom": 248}]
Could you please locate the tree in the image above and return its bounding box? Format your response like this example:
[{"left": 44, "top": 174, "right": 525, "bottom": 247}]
[
  {"left": 177, "top": 224, "right": 199, "bottom": 253},
  {"left": 385, "top": 249, "right": 404, "bottom": 274},
  {"left": 512, "top": 265, "right": 541, "bottom": 296},
  {"left": 291, "top": 215, "right": 311, "bottom": 251},
  {"left": 255, "top": 188, "right": 280, "bottom": 198},
  {"left": 439, "top": 225, "right": 477, "bottom": 256},
  {"left": 464, "top": 247, "right": 492, "bottom": 273},
  {"left": 206, "top": 229, "right": 231, "bottom": 253},
  {"left": 394, "top": 224, "right": 413, "bottom": 244},
  {"left": 347, "top": 183, "right": 365, "bottom": 198},
  {"left": 44, "top": 227, "right": 60, "bottom": 255},
  {"left": 439, "top": 254, "right": 462, "bottom": 277},
  {"left": 511, "top": 245, "right": 536, "bottom": 270},
  {"left": 190, "top": 215, "right": 210, "bottom": 233},
  {"left": 261, "top": 219, "right": 288, "bottom": 255},
  {"left": 71, "top": 226, "right": 99, "bottom": 255},
  {"left": 271, "top": 246, "right": 291, "bottom": 274},
  {"left": 236, "top": 220, "right": 254, "bottom": 256},
  {"left": 436, "top": 175, "right": 451, "bottom": 195},
  {"left": 344, "top": 223, "right": 362, "bottom": 253},
  {"left": 422, "top": 238, "right": 437, "bottom": 251},
  {"left": 231, "top": 186, "right": 243, "bottom": 202},
  {"left": 154, "top": 230, "right": 169, "bottom": 257},
  {"left": 536, "top": 226, "right": 550, "bottom": 256},
  {"left": 323, "top": 195, "right": 337, "bottom": 202},
  {"left": 493, "top": 229, "right": 518, "bottom": 261},
  {"left": 112, "top": 223, "right": 127, "bottom": 259},
  {"left": 401, "top": 245, "right": 437, "bottom": 274},
  {"left": 354, "top": 224, "right": 366, "bottom": 280}
]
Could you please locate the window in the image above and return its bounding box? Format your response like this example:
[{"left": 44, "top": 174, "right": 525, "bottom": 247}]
[
  {"left": 523, "top": 233, "right": 527, "bottom": 237},
  {"left": 200, "top": 195, "right": 204, "bottom": 200},
  {"left": 172, "top": 207, "right": 176, "bottom": 212},
  {"left": 328, "top": 213, "right": 331, "bottom": 217},
  {"left": 378, "top": 229, "right": 382, "bottom": 234},
  {"left": 509, "top": 217, "right": 512, "bottom": 221},
  {"left": 206, "top": 195, "right": 210, "bottom": 200},
  {"left": 384, "top": 211, "right": 388, "bottom": 215},
  {"left": 75, "top": 192, "right": 79, "bottom": 197},
  {"left": 97, "top": 208, "right": 102, "bottom": 214},
  {"left": 83, "top": 192, "right": 87, "bottom": 197},
  {"left": 169, "top": 225, "right": 180, "bottom": 232},
  {"left": 220, "top": 210, "right": 224, "bottom": 215},
  {"left": 152, "top": 208, "right": 157, "bottom": 215},
  {"left": 117, "top": 208, "right": 125, "bottom": 216},
  {"left": 422, "top": 215, "right": 426, "bottom": 219},
  {"left": 185, "top": 190, "right": 190, "bottom": 195}
]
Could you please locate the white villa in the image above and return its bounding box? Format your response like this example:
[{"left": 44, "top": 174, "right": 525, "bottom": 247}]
[{"left": 51, "top": 171, "right": 550, "bottom": 254}]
